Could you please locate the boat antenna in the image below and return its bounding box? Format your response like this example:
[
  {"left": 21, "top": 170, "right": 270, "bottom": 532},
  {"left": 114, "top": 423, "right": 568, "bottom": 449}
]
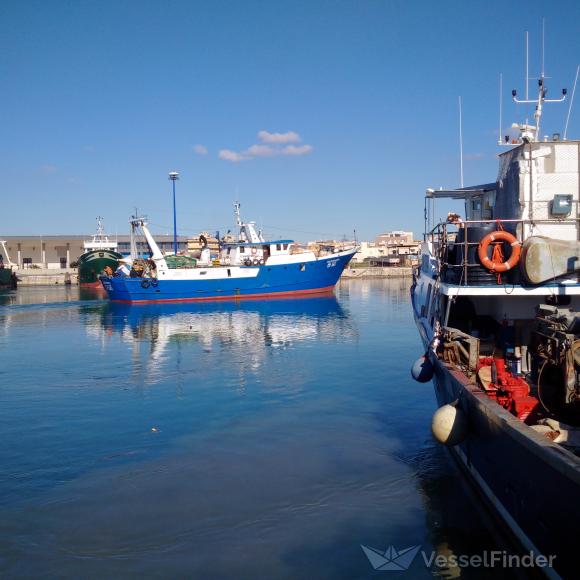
[
  {"left": 458, "top": 96, "right": 464, "bottom": 187},
  {"left": 541, "top": 18, "right": 545, "bottom": 79},
  {"left": 512, "top": 26, "right": 568, "bottom": 141},
  {"left": 526, "top": 30, "right": 529, "bottom": 100},
  {"left": 512, "top": 64, "right": 567, "bottom": 140},
  {"left": 563, "top": 64, "right": 579, "bottom": 140},
  {"left": 498, "top": 73, "right": 503, "bottom": 145}
]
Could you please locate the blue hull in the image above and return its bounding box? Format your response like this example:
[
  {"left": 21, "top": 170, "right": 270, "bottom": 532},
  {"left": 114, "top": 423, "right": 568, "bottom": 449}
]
[{"left": 100, "top": 252, "right": 354, "bottom": 302}]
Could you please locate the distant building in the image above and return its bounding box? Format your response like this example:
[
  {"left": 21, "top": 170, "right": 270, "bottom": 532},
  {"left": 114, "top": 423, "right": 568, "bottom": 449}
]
[
  {"left": 375, "top": 231, "right": 414, "bottom": 245},
  {"left": 354, "top": 231, "right": 420, "bottom": 266},
  {"left": 0, "top": 234, "right": 188, "bottom": 269}
]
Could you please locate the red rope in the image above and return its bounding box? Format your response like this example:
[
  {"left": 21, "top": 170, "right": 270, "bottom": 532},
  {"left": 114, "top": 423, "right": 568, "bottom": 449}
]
[{"left": 491, "top": 241, "right": 504, "bottom": 284}]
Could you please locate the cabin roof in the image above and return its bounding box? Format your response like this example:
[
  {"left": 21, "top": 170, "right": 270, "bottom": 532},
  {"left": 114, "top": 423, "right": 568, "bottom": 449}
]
[{"left": 425, "top": 183, "right": 497, "bottom": 199}]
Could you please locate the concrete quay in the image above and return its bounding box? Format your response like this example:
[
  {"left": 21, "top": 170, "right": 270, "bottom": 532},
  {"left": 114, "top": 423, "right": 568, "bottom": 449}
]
[
  {"left": 341, "top": 266, "right": 412, "bottom": 278},
  {"left": 15, "top": 268, "right": 79, "bottom": 286}
]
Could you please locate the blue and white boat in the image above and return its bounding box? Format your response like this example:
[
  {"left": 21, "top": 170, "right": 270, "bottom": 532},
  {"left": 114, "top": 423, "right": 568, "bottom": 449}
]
[{"left": 100, "top": 203, "right": 357, "bottom": 303}]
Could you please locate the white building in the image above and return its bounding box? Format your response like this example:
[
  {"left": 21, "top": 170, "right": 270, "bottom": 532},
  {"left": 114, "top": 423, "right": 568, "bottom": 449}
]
[{"left": 353, "top": 231, "right": 420, "bottom": 265}]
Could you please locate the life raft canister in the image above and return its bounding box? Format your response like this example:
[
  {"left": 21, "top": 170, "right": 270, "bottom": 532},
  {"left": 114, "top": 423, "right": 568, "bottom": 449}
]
[{"left": 477, "top": 230, "right": 521, "bottom": 273}]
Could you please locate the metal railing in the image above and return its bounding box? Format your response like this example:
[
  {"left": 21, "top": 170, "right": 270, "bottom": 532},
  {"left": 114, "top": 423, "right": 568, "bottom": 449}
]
[{"left": 424, "top": 218, "right": 579, "bottom": 285}]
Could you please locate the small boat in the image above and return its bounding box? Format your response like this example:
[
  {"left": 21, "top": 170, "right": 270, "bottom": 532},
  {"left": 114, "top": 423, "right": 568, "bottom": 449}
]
[
  {"left": 100, "top": 203, "right": 357, "bottom": 303},
  {"left": 0, "top": 240, "right": 18, "bottom": 289},
  {"left": 411, "top": 63, "right": 580, "bottom": 576},
  {"left": 78, "top": 217, "right": 123, "bottom": 287}
]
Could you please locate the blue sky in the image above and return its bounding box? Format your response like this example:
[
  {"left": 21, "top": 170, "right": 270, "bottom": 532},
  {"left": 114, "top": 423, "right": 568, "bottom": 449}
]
[{"left": 1, "top": 0, "right": 580, "bottom": 241}]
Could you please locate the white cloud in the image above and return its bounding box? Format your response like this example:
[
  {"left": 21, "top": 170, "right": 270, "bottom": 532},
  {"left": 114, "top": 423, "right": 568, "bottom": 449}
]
[
  {"left": 218, "top": 149, "right": 247, "bottom": 162},
  {"left": 218, "top": 130, "right": 313, "bottom": 162},
  {"left": 282, "top": 144, "right": 313, "bottom": 156},
  {"left": 193, "top": 144, "right": 208, "bottom": 155},
  {"left": 258, "top": 130, "right": 301, "bottom": 144},
  {"left": 40, "top": 164, "right": 57, "bottom": 173},
  {"left": 246, "top": 144, "right": 277, "bottom": 157}
]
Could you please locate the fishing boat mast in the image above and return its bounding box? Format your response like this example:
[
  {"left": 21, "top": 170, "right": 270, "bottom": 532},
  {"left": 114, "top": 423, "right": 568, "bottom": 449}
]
[{"left": 233, "top": 201, "right": 264, "bottom": 243}]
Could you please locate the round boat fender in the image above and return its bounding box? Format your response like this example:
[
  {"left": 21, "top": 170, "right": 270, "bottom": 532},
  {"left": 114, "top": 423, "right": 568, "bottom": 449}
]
[
  {"left": 477, "top": 230, "right": 521, "bottom": 273},
  {"left": 258, "top": 258, "right": 265, "bottom": 265},
  {"left": 141, "top": 279, "right": 151, "bottom": 289},
  {"left": 253, "top": 258, "right": 260, "bottom": 266},
  {"left": 431, "top": 402, "right": 468, "bottom": 446},
  {"left": 151, "top": 279, "right": 159, "bottom": 287},
  {"left": 244, "top": 258, "right": 252, "bottom": 267},
  {"left": 411, "top": 354, "right": 434, "bottom": 383}
]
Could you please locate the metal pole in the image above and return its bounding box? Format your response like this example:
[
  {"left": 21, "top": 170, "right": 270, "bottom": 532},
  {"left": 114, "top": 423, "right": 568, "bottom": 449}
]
[
  {"left": 172, "top": 178, "right": 177, "bottom": 254},
  {"left": 168, "top": 171, "right": 179, "bottom": 255}
]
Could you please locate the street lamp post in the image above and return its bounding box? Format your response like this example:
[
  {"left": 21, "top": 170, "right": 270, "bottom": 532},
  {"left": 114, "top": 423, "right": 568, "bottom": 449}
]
[{"left": 168, "top": 171, "right": 179, "bottom": 255}]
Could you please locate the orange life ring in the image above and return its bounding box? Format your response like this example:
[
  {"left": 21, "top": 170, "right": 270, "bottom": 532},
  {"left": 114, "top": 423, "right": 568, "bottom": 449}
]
[
  {"left": 477, "top": 230, "right": 521, "bottom": 273},
  {"left": 251, "top": 247, "right": 257, "bottom": 255}
]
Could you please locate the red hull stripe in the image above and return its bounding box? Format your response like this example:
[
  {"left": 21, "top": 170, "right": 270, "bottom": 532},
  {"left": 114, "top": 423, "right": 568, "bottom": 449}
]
[{"left": 112, "top": 285, "right": 337, "bottom": 304}]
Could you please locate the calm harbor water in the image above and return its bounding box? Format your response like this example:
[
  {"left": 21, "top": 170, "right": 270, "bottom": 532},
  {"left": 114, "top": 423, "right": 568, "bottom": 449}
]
[{"left": 1, "top": 280, "right": 513, "bottom": 578}]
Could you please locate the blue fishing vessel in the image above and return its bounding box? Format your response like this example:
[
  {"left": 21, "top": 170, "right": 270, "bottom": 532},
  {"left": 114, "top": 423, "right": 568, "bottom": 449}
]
[{"left": 100, "top": 203, "right": 357, "bottom": 303}]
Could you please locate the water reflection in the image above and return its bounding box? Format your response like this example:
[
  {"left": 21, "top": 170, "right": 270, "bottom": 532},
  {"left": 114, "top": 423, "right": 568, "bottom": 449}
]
[
  {"left": 0, "top": 285, "right": 106, "bottom": 306},
  {"left": 0, "top": 281, "right": 510, "bottom": 578},
  {"left": 90, "top": 296, "right": 357, "bottom": 386}
]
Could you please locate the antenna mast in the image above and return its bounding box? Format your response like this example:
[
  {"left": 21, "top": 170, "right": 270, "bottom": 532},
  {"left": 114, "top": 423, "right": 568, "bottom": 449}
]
[
  {"left": 512, "top": 76, "right": 567, "bottom": 139},
  {"left": 233, "top": 201, "right": 242, "bottom": 226},
  {"left": 541, "top": 18, "right": 545, "bottom": 79},
  {"left": 512, "top": 23, "right": 567, "bottom": 142},
  {"left": 525, "top": 31, "right": 529, "bottom": 100},
  {"left": 498, "top": 73, "right": 503, "bottom": 145},
  {"left": 459, "top": 96, "right": 464, "bottom": 187},
  {"left": 564, "top": 65, "right": 580, "bottom": 140}
]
